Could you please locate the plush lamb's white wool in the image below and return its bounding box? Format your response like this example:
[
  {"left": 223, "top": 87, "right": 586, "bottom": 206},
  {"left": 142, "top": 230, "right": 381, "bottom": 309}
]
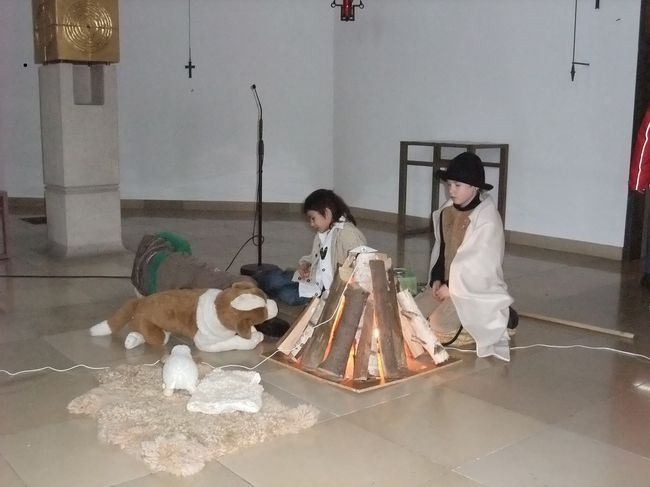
[
  {"left": 162, "top": 345, "right": 199, "bottom": 396},
  {"left": 187, "top": 369, "right": 263, "bottom": 414}
]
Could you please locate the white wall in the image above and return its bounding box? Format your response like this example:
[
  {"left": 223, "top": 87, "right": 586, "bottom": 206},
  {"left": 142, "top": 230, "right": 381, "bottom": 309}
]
[
  {"left": 0, "top": 0, "right": 642, "bottom": 248},
  {"left": 117, "top": 0, "right": 334, "bottom": 202},
  {"left": 0, "top": 0, "right": 334, "bottom": 203},
  {"left": 0, "top": 0, "right": 43, "bottom": 195},
  {"left": 333, "top": 0, "right": 640, "bottom": 247}
]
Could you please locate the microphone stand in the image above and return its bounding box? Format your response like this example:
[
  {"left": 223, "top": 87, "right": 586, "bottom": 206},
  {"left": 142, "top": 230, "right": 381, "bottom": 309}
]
[{"left": 241, "top": 85, "right": 276, "bottom": 276}]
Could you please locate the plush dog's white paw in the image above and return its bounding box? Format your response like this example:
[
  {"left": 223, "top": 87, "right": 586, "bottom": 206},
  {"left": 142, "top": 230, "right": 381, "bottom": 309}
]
[
  {"left": 90, "top": 320, "right": 111, "bottom": 336},
  {"left": 250, "top": 330, "right": 264, "bottom": 346},
  {"left": 124, "top": 332, "right": 145, "bottom": 349}
]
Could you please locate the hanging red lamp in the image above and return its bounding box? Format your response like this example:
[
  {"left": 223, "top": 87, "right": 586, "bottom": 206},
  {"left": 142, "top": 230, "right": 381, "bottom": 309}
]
[{"left": 331, "top": 0, "right": 364, "bottom": 21}]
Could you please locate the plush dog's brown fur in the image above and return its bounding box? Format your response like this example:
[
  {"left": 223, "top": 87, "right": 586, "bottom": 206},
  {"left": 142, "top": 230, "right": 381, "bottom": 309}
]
[{"left": 92, "top": 282, "right": 276, "bottom": 349}]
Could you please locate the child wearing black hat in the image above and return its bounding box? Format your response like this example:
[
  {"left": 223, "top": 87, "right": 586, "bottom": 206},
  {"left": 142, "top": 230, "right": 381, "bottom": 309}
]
[{"left": 423, "top": 151, "right": 517, "bottom": 361}]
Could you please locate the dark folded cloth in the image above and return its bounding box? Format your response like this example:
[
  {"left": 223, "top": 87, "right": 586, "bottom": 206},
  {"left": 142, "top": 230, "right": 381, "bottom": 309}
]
[{"left": 131, "top": 233, "right": 254, "bottom": 296}]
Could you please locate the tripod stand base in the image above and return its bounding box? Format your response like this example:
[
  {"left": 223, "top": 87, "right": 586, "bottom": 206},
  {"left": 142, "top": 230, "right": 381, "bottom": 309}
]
[{"left": 240, "top": 262, "right": 279, "bottom": 277}]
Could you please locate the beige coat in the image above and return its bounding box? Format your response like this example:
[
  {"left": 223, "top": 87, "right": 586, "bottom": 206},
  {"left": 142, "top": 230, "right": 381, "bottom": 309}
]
[{"left": 299, "top": 222, "right": 367, "bottom": 288}]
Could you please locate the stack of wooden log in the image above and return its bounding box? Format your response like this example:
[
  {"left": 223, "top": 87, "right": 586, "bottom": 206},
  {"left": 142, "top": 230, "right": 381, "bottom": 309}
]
[{"left": 276, "top": 252, "right": 449, "bottom": 384}]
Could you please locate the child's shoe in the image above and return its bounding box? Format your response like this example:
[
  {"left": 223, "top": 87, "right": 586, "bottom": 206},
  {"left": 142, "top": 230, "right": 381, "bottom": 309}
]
[{"left": 507, "top": 306, "right": 519, "bottom": 336}]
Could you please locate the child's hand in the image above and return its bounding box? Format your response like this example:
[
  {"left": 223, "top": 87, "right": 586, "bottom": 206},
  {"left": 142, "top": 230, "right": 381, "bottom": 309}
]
[
  {"left": 298, "top": 261, "right": 311, "bottom": 279},
  {"left": 434, "top": 283, "right": 450, "bottom": 301},
  {"left": 431, "top": 281, "right": 441, "bottom": 299}
]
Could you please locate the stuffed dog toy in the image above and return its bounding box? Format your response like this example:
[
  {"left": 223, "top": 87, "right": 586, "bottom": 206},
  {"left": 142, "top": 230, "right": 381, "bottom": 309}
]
[
  {"left": 129, "top": 232, "right": 289, "bottom": 338},
  {"left": 90, "top": 282, "right": 278, "bottom": 352}
]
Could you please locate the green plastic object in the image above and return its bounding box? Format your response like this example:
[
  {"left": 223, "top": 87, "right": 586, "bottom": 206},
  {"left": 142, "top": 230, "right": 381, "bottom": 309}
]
[{"left": 393, "top": 268, "right": 418, "bottom": 295}]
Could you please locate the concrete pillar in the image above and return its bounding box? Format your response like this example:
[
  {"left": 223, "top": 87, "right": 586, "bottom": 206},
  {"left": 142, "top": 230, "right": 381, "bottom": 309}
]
[{"left": 39, "top": 63, "right": 124, "bottom": 257}]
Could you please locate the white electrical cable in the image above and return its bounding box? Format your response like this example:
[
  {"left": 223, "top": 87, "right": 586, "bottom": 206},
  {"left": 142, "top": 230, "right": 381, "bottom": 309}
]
[
  {"left": 0, "top": 262, "right": 358, "bottom": 377},
  {"left": 2, "top": 257, "right": 648, "bottom": 377},
  {"left": 0, "top": 261, "right": 358, "bottom": 377},
  {"left": 202, "top": 351, "right": 279, "bottom": 372},
  {"left": 2, "top": 343, "right": 647, "bottom": 377},
  {"left": 204, "top": 261, "right": 361, "bottom": 372},
  {"left": 0, "top": 360, "right": 161, "bottom": 377},
  {"left": 447, "top": 344, "right": 650, "bottom": 361}
]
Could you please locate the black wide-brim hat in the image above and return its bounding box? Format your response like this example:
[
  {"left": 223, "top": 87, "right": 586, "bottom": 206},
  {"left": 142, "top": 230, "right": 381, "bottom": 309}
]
[{"left": 436, "top": 152, "right": 493, "bottom": 190}]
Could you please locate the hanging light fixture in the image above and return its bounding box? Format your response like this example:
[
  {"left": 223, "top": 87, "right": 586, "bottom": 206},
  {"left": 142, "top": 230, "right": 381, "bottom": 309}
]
[{"left": 331, "top": 0, "right": 364, "bottom": 22}]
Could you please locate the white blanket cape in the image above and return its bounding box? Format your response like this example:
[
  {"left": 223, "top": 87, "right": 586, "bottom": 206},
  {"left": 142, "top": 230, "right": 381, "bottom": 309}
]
[{"left": 429, "top": 195, "right": 512, "bottom": 361}]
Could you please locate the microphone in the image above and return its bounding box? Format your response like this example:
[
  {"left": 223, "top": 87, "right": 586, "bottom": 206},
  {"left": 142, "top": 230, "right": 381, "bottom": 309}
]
[
  {"left": 250, "top": 84, "right": 263, "bottom": 144},
  {"left": 240, "top": 82, "right": 268, "bottom": 274}
]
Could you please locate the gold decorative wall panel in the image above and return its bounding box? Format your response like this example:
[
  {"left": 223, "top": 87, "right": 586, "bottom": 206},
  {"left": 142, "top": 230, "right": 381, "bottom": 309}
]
[{"left": 32, "top": 0, "right": 119, "bottom": 64}]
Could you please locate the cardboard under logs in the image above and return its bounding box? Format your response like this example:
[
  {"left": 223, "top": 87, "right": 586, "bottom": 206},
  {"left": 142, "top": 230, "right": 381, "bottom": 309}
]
[{"left": 267, "top": 252, "right": 460, "bottom": 393}]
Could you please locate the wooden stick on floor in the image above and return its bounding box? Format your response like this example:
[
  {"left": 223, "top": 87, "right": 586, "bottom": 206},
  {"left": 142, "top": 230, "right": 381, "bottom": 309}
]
[{"left": 519, "top": 311, "right": 635, "bottom": 339}]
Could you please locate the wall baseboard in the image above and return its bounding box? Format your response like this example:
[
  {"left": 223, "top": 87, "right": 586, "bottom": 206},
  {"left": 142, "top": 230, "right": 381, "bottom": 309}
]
[
  {"left": 8, "top": 197, "right": 623, "bottom": 260},
  {"left": 506, "top": 230, "right": 622, "bottom": 260},
  {"left": 120, "top": 199, "right": 304, "bottom": 214},
  {"left": 8, "top": 197, "right": 46, "bottom": 212}
]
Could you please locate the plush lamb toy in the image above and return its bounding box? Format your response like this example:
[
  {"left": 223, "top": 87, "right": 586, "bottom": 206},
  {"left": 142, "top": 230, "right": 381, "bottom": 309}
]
[
  {"left": 90, "top": 282, "right": 278, "bottom": 352},
  {"left": 162, "top": 345, "right": 199, "bottom": 396}
]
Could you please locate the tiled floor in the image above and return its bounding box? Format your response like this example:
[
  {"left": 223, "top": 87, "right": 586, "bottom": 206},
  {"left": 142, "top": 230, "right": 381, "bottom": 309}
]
[{"left": 0, "top": 208, "right": 649, "bottom": 486}]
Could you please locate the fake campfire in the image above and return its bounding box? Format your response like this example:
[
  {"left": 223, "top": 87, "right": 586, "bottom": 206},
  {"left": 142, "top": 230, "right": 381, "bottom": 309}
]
[{"left": 267, "top": 252, "right": 459, "bottom": 392}]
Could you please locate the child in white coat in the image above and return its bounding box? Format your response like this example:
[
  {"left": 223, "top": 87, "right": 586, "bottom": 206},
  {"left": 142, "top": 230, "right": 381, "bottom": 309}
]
[{"left": 255, "top": 189, "right": 367, "bottom": 306}]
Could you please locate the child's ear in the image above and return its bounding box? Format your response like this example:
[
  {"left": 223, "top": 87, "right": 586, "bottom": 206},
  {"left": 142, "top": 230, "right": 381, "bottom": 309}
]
[{"left": 324, "top": 207, "right": 333, "bottom": 221}]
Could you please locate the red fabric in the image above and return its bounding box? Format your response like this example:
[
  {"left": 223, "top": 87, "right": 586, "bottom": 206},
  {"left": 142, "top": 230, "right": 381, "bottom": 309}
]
[{"left": 629, "top": 107, "right": 650, "bottom": 192}]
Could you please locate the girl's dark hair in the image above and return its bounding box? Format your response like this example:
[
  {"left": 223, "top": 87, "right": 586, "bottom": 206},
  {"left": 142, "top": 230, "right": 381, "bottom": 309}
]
[{"left": 302, "top": 189, "right": 357, "bottom": 226}]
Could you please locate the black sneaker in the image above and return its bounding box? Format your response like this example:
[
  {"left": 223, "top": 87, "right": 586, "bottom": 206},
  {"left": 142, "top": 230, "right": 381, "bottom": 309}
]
[
  {"left": 507, "top": 306, "right": 519, "bottom": 336},
  {"left": 255, "top": 317, "right": 291, "bottom": 338}
]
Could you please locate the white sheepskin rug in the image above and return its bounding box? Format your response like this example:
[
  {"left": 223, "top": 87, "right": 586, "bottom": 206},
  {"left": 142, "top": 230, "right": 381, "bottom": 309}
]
[{"left": 68, "top": 364, "right": 319, "bottom": 476}]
